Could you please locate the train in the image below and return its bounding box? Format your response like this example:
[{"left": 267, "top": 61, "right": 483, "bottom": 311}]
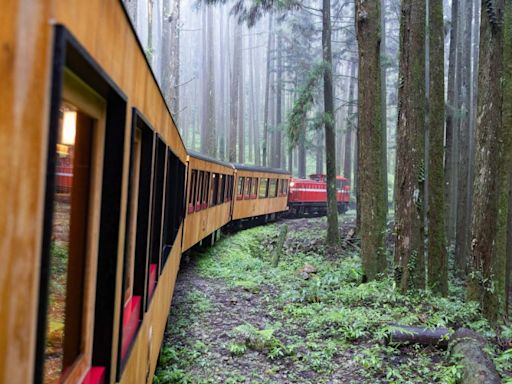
[{"left": 0, "top": 2, "right": 349, "bottom": 384}]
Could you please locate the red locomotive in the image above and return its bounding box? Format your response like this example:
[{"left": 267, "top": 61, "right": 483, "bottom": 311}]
[{"left": 288, "top": 174, "right": 350, "bottom": 216}]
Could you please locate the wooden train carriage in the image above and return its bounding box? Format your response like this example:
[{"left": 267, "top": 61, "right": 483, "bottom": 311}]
[
  {"left": 182, "top": 151, "right": 235, "bottom": 252},
  {"left": 232, "top": 165, "right": 290, "bottom": 221},
  {"left": 1, "top": 1, "right": 187, "bottom": 384}
]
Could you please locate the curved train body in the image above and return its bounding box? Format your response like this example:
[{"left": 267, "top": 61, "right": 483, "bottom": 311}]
[
  {"left": 1, "top": 2, "right": 349, "bottom": 383},
  {"left": 0, "top": 2, "right": 289, "bottom": 384}
]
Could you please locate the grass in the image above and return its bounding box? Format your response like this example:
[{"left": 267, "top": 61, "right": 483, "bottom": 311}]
[{"left": 155, "top": 219, "right": 512, "bottom": 383}]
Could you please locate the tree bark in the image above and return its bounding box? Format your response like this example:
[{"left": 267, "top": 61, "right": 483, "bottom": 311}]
[
  {"left": 445, "top": 0, "right": 460, "bottom": 243},
  {"left": 229, "top": 18, "right": 240, "bottom": 162},
  {"left": 427, "top": 0, "right": 448, "bottom": 296},
  {"left": 344, "top": 61, "right": 357, "bottom": 183},
  {"left": 323, "top": 0, "right": 340, "bottom": 246},
  {"left": 356, "top": 0, "right": 387, "bottom": 280},
  {"left": 262, "top": 15, "right": 273, "bottom": 167},
  {"left": 467, "top": 0, "right": 505, "bottom": 323},
  {"left": 498, "top": 0, "right": 512, "bottom": 317},
  {"left": 394, "top": 0, "right": 426, "bottom": 291},
  {"left": 455, "top": 0, "right": 473, "bottom": 278},
  {"left": 237, "top": 24, "right": 245, "bottom": 164}
]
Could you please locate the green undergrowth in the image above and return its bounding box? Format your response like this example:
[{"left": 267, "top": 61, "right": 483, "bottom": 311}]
[{"left": 155, "top": 221, "right": 512, "bottom": 383}]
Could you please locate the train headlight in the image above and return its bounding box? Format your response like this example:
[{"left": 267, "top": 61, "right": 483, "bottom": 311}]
[{"left": 289, "top": 181, "right": 295, "bottom": 188}]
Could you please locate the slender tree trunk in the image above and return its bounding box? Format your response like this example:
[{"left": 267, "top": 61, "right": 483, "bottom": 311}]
[
  {"left": 229, "top": 18, "right": 240, "bottom": 162},
  {"left": 427, "top": 0, "right": 448, "bottom": 296},
  {"left": 468, "top": 0, "right": 505, "bottom": 323},
  {"left": 249, "top": 31, "right": 261, "bottom": 165},
  {"left": 274, "top": 33, "right": 283, "bottom": 168},
  {"left": 380, "top": 0, "right": 388, "bottom": 215},
  {"left": 237, "top": 24, "right": 245, "bottom": 163},
  {"left": 454, "top": 0, "right": 473, "bottom": 277},
  {"left": 316, "top": 129, "right": 323, "bottom": 174},
  {"left": 445, "top": 0, "right": 461, "bottom": 243},
  {"left": 356, "top": 0, "right": 387, "bottom": 280},
  {"left": 394, "top": 0, "right": 426, "bottom": 291},
  {"left": 344, "top": 61, "right": 357, "bottom": 183},
  {"left": 219, "top": 8, "right": 226, "bottom": 160},
  {"left": 201, "top": 6, "right": 208, "bottom": 153},
  {"left": 201, "top": 6, "right": 217, "bottom": 157},
  {"left": 323, "top": 0, "right": 340, "bottom": 246},
  {"left": 262, "top": 15, "right": 273, "bottom": 167},
  {"left": 298, "top": 127, "right": 306, "bottom": 178}
]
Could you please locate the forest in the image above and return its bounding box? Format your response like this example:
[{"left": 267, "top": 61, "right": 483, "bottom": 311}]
[{"left": 122, "top": 0, "right": 512, "bottom": 381}]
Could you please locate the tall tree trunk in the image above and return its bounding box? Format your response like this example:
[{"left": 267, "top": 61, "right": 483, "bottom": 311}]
[
  {"left": 445, "top": 0, "right": 461, "bottom": 243},
  {"left": 380, "top": 0, "right": 388, "bottom": 216},
  {"left": 274, "top": 33, "right": 283, "bottom": 168},
  {"left": 454, "top": 0, "right": 473, "bottom": 277},
  {"left": 394, "top": 0, "right": 426, "bottom": 291},
  {"left": 237, "top": 24, "right": 245, "bottom": 163},
  {"left": 229, "top": 18, "right": 240, "bottom": 162},
  {"left": 427, "top": 0, "right": 448, "bottom": 296},
  {"left": 201, "top": 6, "right": 208, "bottom": 153},
  {"left": 219, "top": 8, "right": 226, "bottom": 160},
  {"left": 262, "top": 15, "right": 273, "bottom": 167},
  {"left": 206, "top": 5, "right": 216, "bottom": 157},
  {"left": 344, "top": 61, "right": 357, "bottom": 182},
  {"left": 249, "top": 31, "right": 261, "bottom": 165},
  {"left": 497, "top": 0, "right": 512, "bottom": 317},
  {"left": 468, "top": 0, "right": 505, "bottom": 323},
  {"left": 356, "top": 0, "right": 387, "bottom": 280},
  {"left": 323, "top": 0, "right": 340, "bottom": 246},
  {"left": 161, "top": 0, "right": 180, "bottom": 117},
  {"left": 316, "top": 130, "right": 323, "bottom": 175},
  {"left": 298, "top": 127, "right": 306, "bottom": 178}
]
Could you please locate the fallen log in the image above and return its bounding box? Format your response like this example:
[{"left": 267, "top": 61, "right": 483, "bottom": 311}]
[
  {"left": 451, "top": 328, "right": 501, "bottom": 384},
  {"left": 386, "top": 325, "right": 451, "bottom": 348}
]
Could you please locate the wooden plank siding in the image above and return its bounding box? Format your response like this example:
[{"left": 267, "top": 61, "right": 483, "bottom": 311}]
[
  {"left": 1, "top": 1, "right": 187, "bottom": 383},
  {"left": 232, "top": 170, "right": 289, "bottom": 221},
  {"left": 182, "top": 154, "right": 235, "bottom": 252}
]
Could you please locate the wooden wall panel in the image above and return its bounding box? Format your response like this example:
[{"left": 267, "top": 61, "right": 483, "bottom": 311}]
[
  {"left": 232, "top": 171, "right": 289, "bottom": 221},
  {"left": 119, "top": 226, "right": 183, "bottom": 384},
  {"left": 0, "top": 1, "right": 53, "bottom": 383}
]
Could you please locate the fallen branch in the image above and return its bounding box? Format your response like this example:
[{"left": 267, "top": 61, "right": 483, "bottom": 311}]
[{"left": 386, "top": 325, "right": 451, "bottom": 348}]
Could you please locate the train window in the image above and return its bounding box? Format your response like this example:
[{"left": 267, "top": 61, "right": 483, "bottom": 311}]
[
  {"left": 222, "top": 174, "right": 228, "bottom": 202},
  {"left": 43, "top": 71, "right": 106, "bottom": 383},
  {"left": 244, "top": 177, "right": 251, "bottom": 199},
  {"left": 251, "top": 178, "right": 258, "bottom": 198},
  {"left": 259, "top": 178, "right": 269, "bottom": 198},
  {"left": 162, "top": 148, "right": 182, "bottom": 265},
  {"left": 196, "top": 171, "right": 203, "bottom": 211},
  {"left": 149, "top": 138, "right": 166, "bottom": 299},
  {"left": 118, "top": 114, "right": 155, "bottom": 367},
  {"left": 189, "top": 170, "right": 197, "bottom": 213},
  {"left": 237, "top": 176, "right": 244, "bottom": 200},
  {"left": 217, "top": 174, "right": 224, "bottom": 204},
  {"left": 203, "top": 172, "right": 210, "bottom": 208},
  {"left": 269, "top": 179, "right": 277, "bottom": 197},
  {"left": 211, "top": 173, "right": 219, "bottom": 206}
]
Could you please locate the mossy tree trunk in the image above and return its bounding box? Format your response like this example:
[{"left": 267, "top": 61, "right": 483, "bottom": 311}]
[
  {"left": 468, "top": 0, "right": 505, "bottom": 323},
  {"left": 427, "top": 0, "right": 448, "bottom": 296},
  {"left": 497, "top": 0, "right": 512, "bottom": 317},
  {"left": 323, "top": 0, "right": 340, "bottom": 246},
  {"left": 394, "top": 0, "right": 426, "bottom": 291},
  {"left": 454, "top": 0, "right": 473, "bottom": 278},
  {"left": 355, "top": 0, "right": 387, "bottom": 280}
]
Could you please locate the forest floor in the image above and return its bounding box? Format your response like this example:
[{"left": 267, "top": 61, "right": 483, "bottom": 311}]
[{"left": 155, "top": 213, "right": 512, "bottom": 384}]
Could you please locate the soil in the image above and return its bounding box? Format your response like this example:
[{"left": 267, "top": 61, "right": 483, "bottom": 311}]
[{"left": 160, "top": 217, "right": 367, "bottom": 383}]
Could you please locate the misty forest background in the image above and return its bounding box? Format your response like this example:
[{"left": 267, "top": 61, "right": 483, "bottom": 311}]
[{"left": 122, "top": 0, "right": 512, "bottom": 328}]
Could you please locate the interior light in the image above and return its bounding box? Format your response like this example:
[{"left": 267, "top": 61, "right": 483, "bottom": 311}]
[{"left": 62, "top": 111, "right": 77, "bottom": 145}]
